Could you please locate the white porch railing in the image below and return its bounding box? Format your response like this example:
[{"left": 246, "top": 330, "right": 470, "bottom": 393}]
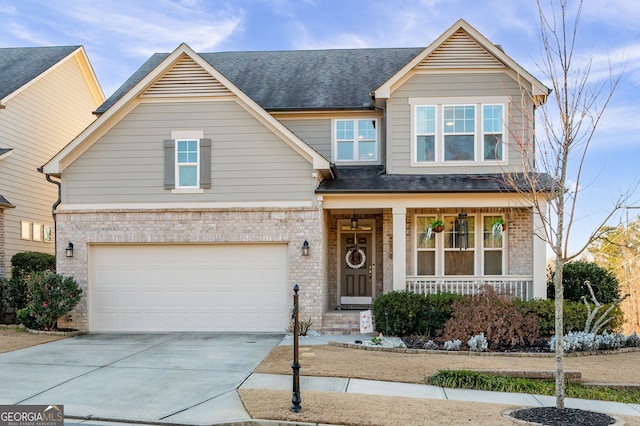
[{"left": 406, "top": 276, "right": 534, "bottom": 300}]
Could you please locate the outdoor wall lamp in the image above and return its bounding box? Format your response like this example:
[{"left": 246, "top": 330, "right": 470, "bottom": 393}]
[
  {"left": 65, "top": 242, "right": 74, "bottom": 258},
  {"left": 351, "top": 218, "right": 358, "bottom": 229},
  {"left": 301, "top": 240, "right": 310, "bottom": 256}
]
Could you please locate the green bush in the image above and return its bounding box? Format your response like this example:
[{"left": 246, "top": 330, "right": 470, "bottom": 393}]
[
  {"left": 5, "top": 252, "right": 56, "bottom": 311},
  {"left": 372, "top": 291, "right": 463, "bottom": 337},
  {"left": 0, "top": 277, "right": 8, "bottom": 321},
  {"left": 548, "top": 261, "right": 620, "bottom": 303},
  {"left": 515, "top": 298, "right": 624, "bottom": 336},
  {"left": 11, "top": 251, "right": 55, "bottom": 281},
  {"left": 16, "top": 272, "right": 82, "bottom": 331}
]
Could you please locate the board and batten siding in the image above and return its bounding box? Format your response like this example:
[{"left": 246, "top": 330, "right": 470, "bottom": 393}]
[
  {"left": 63, "top": 101, "right": 315, "bottom": 204},
  {"left": 0, "top": 54, "right": 101, "bottom": 274},
  {"left": 278, "top": 118, "right": 332, "bottom": 161},
  {"left": 387, "top": 72, "right": 533, "bottom": 174}
]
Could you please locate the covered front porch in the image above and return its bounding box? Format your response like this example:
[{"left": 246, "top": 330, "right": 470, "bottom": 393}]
[{"left": 319, "top": 194, "right": 547, "bottom": 333}]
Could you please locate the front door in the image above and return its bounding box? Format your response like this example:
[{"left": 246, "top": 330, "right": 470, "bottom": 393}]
[{"left": 340, "top": 232, "right": 372, "bottom": 307}]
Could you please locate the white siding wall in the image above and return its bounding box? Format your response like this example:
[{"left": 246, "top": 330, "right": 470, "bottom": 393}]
[
  {"left": 387, "top": 72, "right": 533, "bottom": 174},
  {"left": 0, "top": 56, "right": 100, "bottom": 275},
  {"left": 63, "top": 100, "right": 315, "bottom": 204}
]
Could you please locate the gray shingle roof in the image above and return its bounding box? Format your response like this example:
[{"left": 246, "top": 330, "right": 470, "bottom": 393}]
[
  {"left": 316, "top": 166, "right": 556, "bottom": 193},
  {"left": 0, "top": 46, "right": 80, "bottom": 100},
  {"left": 95, "top": 47, "right": 425, "bottom": 114}
]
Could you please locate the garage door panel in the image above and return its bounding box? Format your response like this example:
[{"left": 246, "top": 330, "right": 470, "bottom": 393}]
[{"left": 90, "top": 244, "right": 289, "bottom": 332}]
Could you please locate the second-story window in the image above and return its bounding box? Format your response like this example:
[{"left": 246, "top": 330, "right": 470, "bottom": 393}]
[
  {"left": 412, "top": 97, "right": 507, "bottom": 165},
  {"left": 334, "top": 119, "right": 378, "bottom": 162},
  {"left": 176, "top": 139, "right": 199, "bottom": 188}
]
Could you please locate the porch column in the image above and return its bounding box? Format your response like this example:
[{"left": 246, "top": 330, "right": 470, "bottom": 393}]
[
  {"left": 392, "top": 206, "right": 406, "bottom": 291},
  {"left": 532, "top": 206, "right": 547, "bottom": 299}
]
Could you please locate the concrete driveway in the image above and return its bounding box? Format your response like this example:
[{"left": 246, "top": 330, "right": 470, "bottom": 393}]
[{"left": 0, "top": 332, "right": 283, "bottom": 425}]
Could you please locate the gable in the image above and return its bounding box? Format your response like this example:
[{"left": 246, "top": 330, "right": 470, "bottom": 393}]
[
  {"left": 44, "top": 44, "right": 331, "bottom": 177},
  {"left": 375, "top": 19, "right": 549, "bottom": 100},
  {"left": 142, "top": 54, "right": 231, "bottom": 98},
  {"left": 417, "top": 29, "right": 503, "bottom": 69}
]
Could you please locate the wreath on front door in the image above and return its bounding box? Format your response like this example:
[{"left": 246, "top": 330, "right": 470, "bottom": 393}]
[{"left": 345, "top": 247, "right": 366, "bottom": 269}]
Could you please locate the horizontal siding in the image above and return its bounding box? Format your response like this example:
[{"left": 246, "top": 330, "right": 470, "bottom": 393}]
[
  {"left": 279, "top": 119, "right": 332, "bottom": 160},
  {"left": 388, "top": 72, "right": 532, "bottom": 174},
  {"left": 64, "top": 101, "right": 314, "bottom": 204},
  {"left": 0, "top": 55, "right": 101, "bottom": 273}
]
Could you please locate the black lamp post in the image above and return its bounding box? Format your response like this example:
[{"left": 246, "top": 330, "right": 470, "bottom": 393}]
[{"left": 291, "top": 284, "right": 301, "bottom": 413}]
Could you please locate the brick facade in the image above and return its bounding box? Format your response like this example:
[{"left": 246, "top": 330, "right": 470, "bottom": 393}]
[{"left": 55, "top": 207, "right": 327, "bottom": 331}]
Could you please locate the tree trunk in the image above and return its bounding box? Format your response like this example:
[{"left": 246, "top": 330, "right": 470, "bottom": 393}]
[{"left": 554, "top": 254, "right": 565, "bottom": 409}]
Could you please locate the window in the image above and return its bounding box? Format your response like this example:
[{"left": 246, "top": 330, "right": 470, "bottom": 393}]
[
  {"left": 176, "top": 139, "right": 199, "bottom": 188},
  {"left": 416, "top": 216, "right": 436, "bottom": 275},
  {"left": 334, "top": 119, "right": 378, "bottom": 162},
  {"left": 412, "top": 98, "right": 507, "bottom": 164},
  {"left": 444, "top": 105, "right": 475, "bottom": 161},
  {"left": 444, "top": 215, "right": 475, "bottom": 275},
  {"left": 483, "top": 215, "right": 504, "bottom": 275},
  {"left": 163, "top": 132, "right": 211, "bottom": 191},
  {"left": 483, "top": 105, "right": 504, "bottom": 161},
  {"left": 415, "top": 107, "right": 436, "bottom": 162},
  {"left": 415, "top": 213, "right": 505, "bottom": 276}
]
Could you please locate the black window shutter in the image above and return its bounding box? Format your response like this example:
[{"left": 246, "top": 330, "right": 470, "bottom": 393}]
[
  {"left": 164, "top": 139, "right": 175, "bottom": 189},
  {"left": 200, "top": 138, "right": 211, "bottom": 189}
]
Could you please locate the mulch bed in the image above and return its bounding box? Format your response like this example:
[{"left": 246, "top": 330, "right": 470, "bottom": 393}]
[{"left": 509, "top": 407, "right": 617, "bottom": 425}]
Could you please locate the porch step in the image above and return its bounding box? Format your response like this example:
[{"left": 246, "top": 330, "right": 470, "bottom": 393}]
[{"left": 322, "top": 311, "right": 373, "bottom": 335}]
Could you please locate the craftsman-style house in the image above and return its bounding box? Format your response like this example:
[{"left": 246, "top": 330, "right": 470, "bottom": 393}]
[{"left": 43, "top": 20, "right": 551, "bottom": 333}]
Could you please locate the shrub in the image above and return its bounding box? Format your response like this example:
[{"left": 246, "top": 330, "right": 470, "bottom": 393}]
[
  {"left": 549, "top": 331, "right": 627, "bottom": 352},
  {"left": 16, "top": 272, "right": 81, "bottom": 331},
  {"left": 0, "top": 277, "right": 8, "bottom": 321},
  {"left": 468, "top": 333, "right": 488, "bottom": 352},
  {"left": 372, "top": 291, "right": 463, "bottom": 336},
  {"left": 6, "top": 252, "right": 56, "bottom": 312},
  {"left": 515, "top": 298, "right": 623, "bottom": 336},
  {"left": 441, "top": 287, "right": 540, "bottom": 349},
  {"left": 443, "top": 339, "right": 461, "bottom": 351},
  {"left": 548, "top": 261, "right": 620, "bottom": 303},
  {"left": 11, "top": 251, "right": 55, "bottom": 281}
]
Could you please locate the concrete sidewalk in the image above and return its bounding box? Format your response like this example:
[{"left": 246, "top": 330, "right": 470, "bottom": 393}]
[{"left": 240, "top": 373, "right": 640, "bottom": 420}]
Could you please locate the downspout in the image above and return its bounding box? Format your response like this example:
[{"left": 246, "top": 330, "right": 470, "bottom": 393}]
[
  {"left": 369, "top": 92, "right": 386, "bottom": 174},
  {"left": 37, "top": 167, "right": 61, "bottom": 257}
]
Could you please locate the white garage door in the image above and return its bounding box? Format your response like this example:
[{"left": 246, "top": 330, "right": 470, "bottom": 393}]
[{"left": 89, "top": 244, "right": 289, "bottom": 332}]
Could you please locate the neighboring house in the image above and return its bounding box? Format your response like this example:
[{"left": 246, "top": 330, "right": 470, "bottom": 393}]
[
  {"left": 0, "top": 46, "right": 104, "bottom": 277},
  {"left": 43, "top": 20, "right": 552, "bottom": 333}
]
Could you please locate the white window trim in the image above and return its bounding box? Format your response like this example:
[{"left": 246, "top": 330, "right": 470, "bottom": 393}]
[
  {"left": 175, "top": 138, "right": 200, "bottom": 189},
  {"left": 332, "top": 118, "right": 379, "bottom": 164},
  {"left": 481, "top": 104, "right": 506, "bottom": 163},
  {"left": 410, "top": 96, "right": 509, "bottom": 167},
  {"left": 414, "top": 213, "right": 507, "bottom": 277}
]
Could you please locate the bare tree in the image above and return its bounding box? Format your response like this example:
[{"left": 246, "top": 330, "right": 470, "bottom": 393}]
[{"left": 502, "top": 0, "right": 627, "bottom": 409}]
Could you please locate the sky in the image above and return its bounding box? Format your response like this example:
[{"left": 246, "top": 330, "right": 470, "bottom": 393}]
[{"left": 1, "top": 0, "right": 639, "bottom": 257}]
